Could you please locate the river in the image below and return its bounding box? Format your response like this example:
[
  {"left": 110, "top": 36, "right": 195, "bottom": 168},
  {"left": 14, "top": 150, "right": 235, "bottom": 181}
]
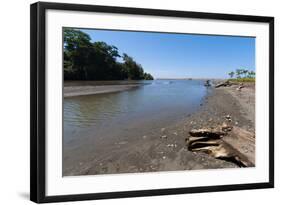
[{"left": 63, "top": 79, "right": 209, "bottom": 175}]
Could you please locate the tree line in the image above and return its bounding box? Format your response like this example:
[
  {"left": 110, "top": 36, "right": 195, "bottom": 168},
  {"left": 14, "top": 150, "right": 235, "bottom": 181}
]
[
  {"left": 228, "top": 69, "right": 255, "bottom": 79},
  {"left": 64, "top": 28, "right": 154, "bottom": 81}
]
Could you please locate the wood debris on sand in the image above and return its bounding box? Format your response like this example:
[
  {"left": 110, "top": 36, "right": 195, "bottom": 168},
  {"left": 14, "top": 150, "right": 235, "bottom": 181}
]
[{"left": 186, "top": 122, "right": 255, "bottom": 167}]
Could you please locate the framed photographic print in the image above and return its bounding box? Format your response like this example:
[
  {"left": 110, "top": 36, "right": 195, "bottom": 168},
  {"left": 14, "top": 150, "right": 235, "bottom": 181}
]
[{"left": 30, "top": 2, "right": 274, "bottom": 203}]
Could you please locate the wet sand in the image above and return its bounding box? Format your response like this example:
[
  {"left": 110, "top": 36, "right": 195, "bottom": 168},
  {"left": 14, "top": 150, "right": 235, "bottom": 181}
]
[
  {"left": 63, "top": 83, "right": 255, "bottom": 176},
  {"left": 64, "top": 84, "right": 142, "bottom": 97}
]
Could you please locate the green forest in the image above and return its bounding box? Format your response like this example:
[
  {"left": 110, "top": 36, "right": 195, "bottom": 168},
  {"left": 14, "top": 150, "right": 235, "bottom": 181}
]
[{"left": 63, "top": 28, "right": 154, "bottom": 81}]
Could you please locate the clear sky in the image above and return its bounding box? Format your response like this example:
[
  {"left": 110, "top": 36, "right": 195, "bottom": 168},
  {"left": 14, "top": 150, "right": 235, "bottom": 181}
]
[{"left": 81, "top": 28, "right": 255, "bottom": 79}]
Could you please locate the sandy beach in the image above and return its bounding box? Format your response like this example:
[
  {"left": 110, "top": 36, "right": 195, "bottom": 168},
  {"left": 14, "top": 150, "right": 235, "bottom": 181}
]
[
  {"left": 63, "top": 81, "right": 255, "bottom": 176},
  {"left": 64, "top": 84, "right": 142, "bottom": 97}
]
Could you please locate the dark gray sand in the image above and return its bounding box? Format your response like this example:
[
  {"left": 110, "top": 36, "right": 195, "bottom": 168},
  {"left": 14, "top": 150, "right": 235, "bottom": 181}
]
[
  {"left": 63, "top": 83, "right": 255, "bottom": 176},
  {"left": 64, "top": 84, "right": 141, "bottom": 97}
]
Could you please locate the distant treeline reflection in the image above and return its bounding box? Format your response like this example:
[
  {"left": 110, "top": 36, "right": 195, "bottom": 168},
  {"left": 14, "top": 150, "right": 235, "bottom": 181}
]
[{"left": 64, "top": 28, "right": 154, "bottom": 81}]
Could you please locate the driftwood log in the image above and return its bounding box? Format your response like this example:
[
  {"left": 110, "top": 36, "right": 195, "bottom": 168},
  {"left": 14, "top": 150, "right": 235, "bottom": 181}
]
[
  {"left": 215, "top": 80, "right": 233, "bottom": 88},
  {"left": 236, "top": 83, "right": 245, "bottom": 91},
  {"left": 186, "top": 124, "right": 255, "bottom": 167},
  {"left": 189, "top": 128, "right": 226, "bottom": 138}
]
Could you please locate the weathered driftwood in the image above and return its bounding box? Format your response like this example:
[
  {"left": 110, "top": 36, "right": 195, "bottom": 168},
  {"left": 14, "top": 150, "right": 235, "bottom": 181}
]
[
  {"left": 189, "top": 128, "right": 226, "bottom": 138},
  {"left": 223, "top": 126, "right": 255, "bottom": 164},
  {"left": 186, "top": 125, "right": 255, "bottom": 167},
  {"left": 236, "top": 85, "right": 244, "bottom": 91},
  {"left": 215, "top": 80, "right": 232, "bottom": 88}
]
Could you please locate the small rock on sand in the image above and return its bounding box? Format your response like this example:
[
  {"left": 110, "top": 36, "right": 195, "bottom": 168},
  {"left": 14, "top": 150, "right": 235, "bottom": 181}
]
[
  {"left": 221, "top": 122, "right": 232, "bottom": 132},
  {"left": 225, "top": 114, "right": 232, "bottom": 122},
  {"left": 116, "top": 141, "right": 128, "bottom": 145},
  {"left": 167, "top": 144, "right": 177, "bottom": 148}
]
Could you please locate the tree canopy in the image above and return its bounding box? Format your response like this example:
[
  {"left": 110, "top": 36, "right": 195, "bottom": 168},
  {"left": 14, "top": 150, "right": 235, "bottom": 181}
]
[
  {"left": 227, "top": 69, "right": 255, "bottom": 79},
  {"left": 64, "top": 28, "right": 154, "bottom": 81}
]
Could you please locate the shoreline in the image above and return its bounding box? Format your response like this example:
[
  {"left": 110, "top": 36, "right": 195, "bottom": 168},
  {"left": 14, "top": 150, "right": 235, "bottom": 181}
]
[
  {"left": 63, "top": 82, "right": 255, "bottom": 176},
  {"left": 64, "top": 84, "right": 142, "bottom": 97}
]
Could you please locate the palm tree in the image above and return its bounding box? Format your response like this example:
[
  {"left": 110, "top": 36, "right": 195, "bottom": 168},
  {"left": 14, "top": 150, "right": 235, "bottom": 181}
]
[
  {"left": 236, "top": 69, "right": 243, "bottom": 78},
  {"left": 247, "top": 71, "right": 255, "bottom": 78},
  {"left": 241, "top": 69, "right": 249, "bottom": 78},
  {"left": 228, "top": 71, "right": 235, "bottom": 79}
]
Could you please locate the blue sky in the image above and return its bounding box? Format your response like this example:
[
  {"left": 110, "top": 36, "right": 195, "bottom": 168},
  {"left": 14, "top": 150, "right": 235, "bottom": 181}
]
[{"left": 81, "top": 28, "right": 255, "bottom": 79}]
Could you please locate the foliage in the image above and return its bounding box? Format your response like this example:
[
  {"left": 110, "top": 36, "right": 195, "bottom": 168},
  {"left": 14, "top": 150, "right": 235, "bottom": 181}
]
[
  {"left": 63, "top": 28, "right": 154, "bottom": 80},
  {"left": 228, "top": 68, "right": 255, "bottom": 82},
  {"left": 247, "top": 71, "right": 255, "bottom": 78},
  {"left": 229, "top": 78, "right": 255, "bottom": 83},
  {"left": 143, "top": 72, "right": 154, "bottom": 80},
  {"left": 228, "top": 71, "right": 235, "bottom": 78}
]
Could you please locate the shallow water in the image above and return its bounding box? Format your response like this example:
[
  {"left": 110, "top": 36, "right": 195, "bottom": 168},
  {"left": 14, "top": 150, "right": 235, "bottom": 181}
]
[
  {"left": 65, "top": 80, "right": 207, "bottom": 137},
  {"left": 63, "top": 80, "right": 209, "bottom": 171}
]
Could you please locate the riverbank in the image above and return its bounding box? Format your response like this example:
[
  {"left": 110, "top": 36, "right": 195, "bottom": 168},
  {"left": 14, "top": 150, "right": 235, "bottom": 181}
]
[
  {"left": 64, "top": 84, "right": 142, "bottom": 97},
  {"left": 63, "top": 82, "right": 255, "bottom": 176}
]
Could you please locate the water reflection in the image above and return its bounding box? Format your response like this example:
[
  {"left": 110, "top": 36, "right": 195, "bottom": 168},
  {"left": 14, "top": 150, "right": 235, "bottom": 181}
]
[{"left": 64, "top": 80, "right": 208, "bottom": 141}]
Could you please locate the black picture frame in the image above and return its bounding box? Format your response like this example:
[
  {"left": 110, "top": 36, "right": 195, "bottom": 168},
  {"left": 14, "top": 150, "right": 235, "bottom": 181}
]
[{"left": 30, "top": 2, "right": 274, "bottom": 203}]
